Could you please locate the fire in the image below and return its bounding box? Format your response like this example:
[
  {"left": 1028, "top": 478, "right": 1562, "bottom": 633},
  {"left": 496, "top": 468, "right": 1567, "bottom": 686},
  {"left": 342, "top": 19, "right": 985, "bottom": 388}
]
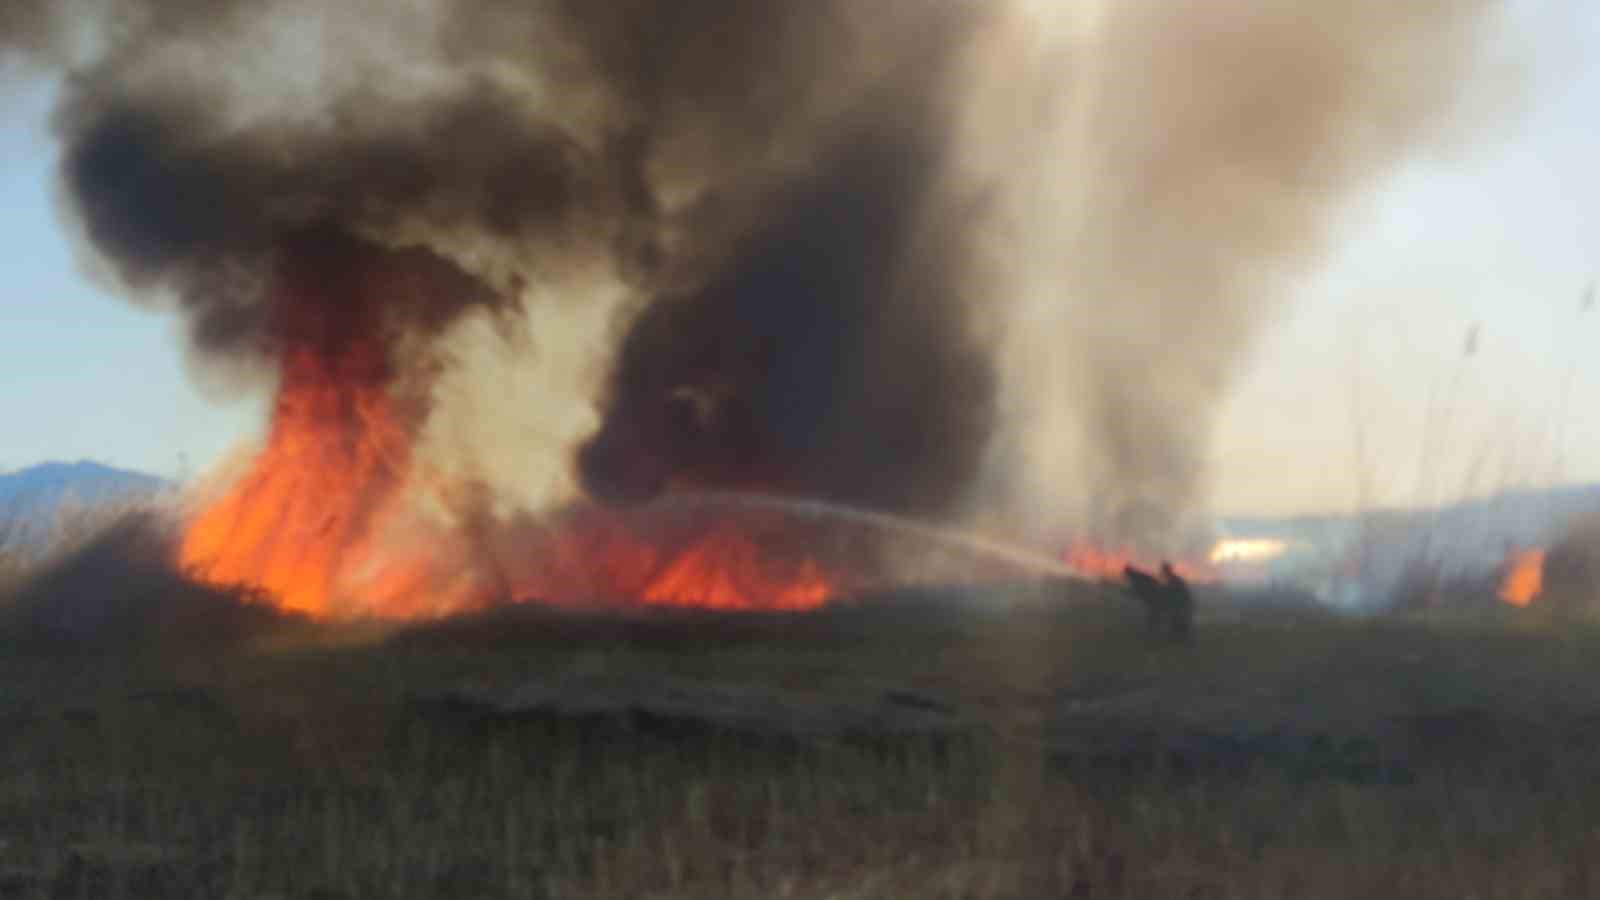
[
  {"left": 639, "top": 529, "right": 833, "bottom": 610},
  {"left": 174, "top": 242, "right": 503, "bottom": 619},
  {"left": 507, "top": 509, "right": 844, "bottom": 612},
  {"left": 185, "top": 430, "right": 847, "bottom": 616},
  {"left": 1062, "top": 542, "right": 1141, "bottom": 581},
  {"left": 1061, "top": 541, "right": 1217, "bottom": 583},
  {"left": 167, "top": 242, "right": 886, "bottom": 619},
  {"left": 1498, "top": 547, "right": 1545, "bottom": 607},
  {"left": 171, "top": 239, "right": 845, "bottom": 619},
  {"left": 178, "top": 342, "right": 416, "bottom": 617},
  {"left": 180, "top": 356, "right": 846, "bottom": 617},
  {"left": 175, "top": 240, "right": 489, "bottom": 618},
  {"left": 1060, "top": 536, "right": 1288, "bottom": 585},
  {"left": 1208, "top": 537, "right": 1289, "bottom": 566}
]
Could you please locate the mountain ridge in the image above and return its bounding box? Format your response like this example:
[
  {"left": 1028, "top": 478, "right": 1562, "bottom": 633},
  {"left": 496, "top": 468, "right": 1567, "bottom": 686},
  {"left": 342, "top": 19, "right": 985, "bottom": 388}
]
[{"left": 0, "top": 460, "right": 171, "bottom": 525}]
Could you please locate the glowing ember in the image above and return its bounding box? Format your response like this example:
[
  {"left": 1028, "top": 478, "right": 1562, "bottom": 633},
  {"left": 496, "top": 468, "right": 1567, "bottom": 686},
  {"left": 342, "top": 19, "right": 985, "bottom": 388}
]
[
  {"left": 1208, "top": 537, "right": 1289, "bottom": 566},
  {"left": 1498, "top": 547, "right": 1545, "bottom": 607}
]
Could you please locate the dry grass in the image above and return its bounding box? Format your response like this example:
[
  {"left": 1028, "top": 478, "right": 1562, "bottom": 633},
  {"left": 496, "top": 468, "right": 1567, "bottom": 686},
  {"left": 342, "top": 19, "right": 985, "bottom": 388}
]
[
  {"left": 3, "top": 513, "right": 1600, "bottom": 897},
  {"left": 2, "top": 582, "right": 1600, "bottom": 897},
  {"left": 0, "top": 493, "right": 169, "bottom": 601}
]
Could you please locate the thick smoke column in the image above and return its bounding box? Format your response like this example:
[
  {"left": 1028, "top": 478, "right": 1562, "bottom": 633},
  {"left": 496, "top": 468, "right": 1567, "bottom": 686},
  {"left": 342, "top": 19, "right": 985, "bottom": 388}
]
[
  {"left": 5, "top": 0, "right": 1501, "bottom": 586},
  {"left": 977, "top": 0, "right": 1498, "bottom": 550},
  {"left": 5, "top": 0, "right": 998, "bottom": 518},
  {"left": 577, "top": 110, "right": 995, "bottom": 515}
]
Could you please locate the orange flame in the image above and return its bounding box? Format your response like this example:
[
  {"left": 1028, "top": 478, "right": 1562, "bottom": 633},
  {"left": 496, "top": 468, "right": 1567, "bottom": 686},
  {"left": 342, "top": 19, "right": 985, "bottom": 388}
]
[
  {"left": 175, "top": 245, "right": 846, "bottom": 619},
  {"left": 1208, "top": 537, "right": 1289, "bottom": 566},
  {"left": 1498, "top": 547, "right": 1545, "bottom": 607},
  {"left": 507, "top": 510, "right": 842, "bottom": 612},
  {"left": 1062, "top": 540, "right": 1217, "bottom": 583},
  {"left": 179, "top": 356, "right": 844, "bottom": 617},
  {"left": 640, "top": 529, "right": 833, "bottom": 610},
  {"left": 178, "top": 343, "right": 415, "bottom": 617}
]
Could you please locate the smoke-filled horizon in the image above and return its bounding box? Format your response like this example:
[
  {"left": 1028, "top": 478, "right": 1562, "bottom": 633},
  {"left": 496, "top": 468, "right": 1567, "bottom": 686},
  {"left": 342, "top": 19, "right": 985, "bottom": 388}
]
[
  {"left": 971, "top": 1, "right": 1501, "bottom": 551},
  {"left": 4, "top": 0, "right": 1504, "bottom": 554}
]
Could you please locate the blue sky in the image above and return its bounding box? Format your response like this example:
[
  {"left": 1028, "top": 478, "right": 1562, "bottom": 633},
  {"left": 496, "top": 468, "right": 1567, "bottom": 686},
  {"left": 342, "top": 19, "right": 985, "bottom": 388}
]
[
  {"left": 0, "top": 81, "right": 262, "bottom": 482},
  {"left": 1213, "top": 0, "right": 1600, "bottom": 514},
  {"left": 1, "top": 4, "right": 1596, "bottom": 516}
]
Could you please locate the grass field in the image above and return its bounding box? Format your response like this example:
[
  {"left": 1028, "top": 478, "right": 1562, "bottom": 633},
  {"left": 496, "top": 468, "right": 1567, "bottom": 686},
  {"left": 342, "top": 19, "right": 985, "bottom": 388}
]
[{"left": 4, "top": 525, "right": 1600, "bottom": 900}]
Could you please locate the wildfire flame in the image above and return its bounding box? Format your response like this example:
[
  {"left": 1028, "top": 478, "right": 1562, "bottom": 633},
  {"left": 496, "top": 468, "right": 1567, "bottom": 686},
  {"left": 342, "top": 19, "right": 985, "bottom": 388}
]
[
  {"left": 184, "top": 450, "right": 847, "bottom": 617},
  {"left": 179, "top": 342, "right": 414, "bottom": 617},
  {"left": 639, "top": 531, "right": 832, "bottom": 610},
  {"left": 509, "top": 514, "right": 838, "bottom": 612},
  {"left": 181, "top": 246, "right": 1215, "bottom": 619},
  {"left": 1061, "top": 541, "right": 1217, "bottom": 583},
  {"left": 174, "top": 244, "right": 849, "bottom": 620},
  {"left": 1498, "top": 547, "right": 1545, "bottom": 607},
  {"left": 178, "top": 357, "right": 846, "bottom": 618},
  {"left": 508, "top": 501, "right": 1117, "bottom": 608},
  {"left": 1208, "top": 537, "right": 1289, "bottom": 566}
]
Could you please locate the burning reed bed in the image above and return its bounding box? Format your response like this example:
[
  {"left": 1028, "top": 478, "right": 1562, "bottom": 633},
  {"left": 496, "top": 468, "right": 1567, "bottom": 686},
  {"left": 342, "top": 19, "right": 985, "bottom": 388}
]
[{"left": 5, "top": 569, "right": 1600, "bottom": 897}]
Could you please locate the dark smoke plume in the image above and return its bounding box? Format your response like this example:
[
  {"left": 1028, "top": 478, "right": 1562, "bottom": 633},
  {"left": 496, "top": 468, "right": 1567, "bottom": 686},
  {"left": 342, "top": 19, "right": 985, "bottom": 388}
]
[
  {"left": 578, "top": 104, "right": 995, "bottom": 516},
  {"left": 977, "top": 1, "right": 1501, "bottom": 549},
  {"left": 7, "top": 0, "right": 1502, "bottom": 549},
  {"left": 9, "top": 0, "right": 997, "bottom": 519}
]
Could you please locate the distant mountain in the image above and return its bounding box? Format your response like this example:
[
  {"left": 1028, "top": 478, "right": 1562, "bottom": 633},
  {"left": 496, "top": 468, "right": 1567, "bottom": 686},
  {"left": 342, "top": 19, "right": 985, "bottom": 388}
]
[{"left": 0, "top": 461, "right": 171, "bottom": 537}]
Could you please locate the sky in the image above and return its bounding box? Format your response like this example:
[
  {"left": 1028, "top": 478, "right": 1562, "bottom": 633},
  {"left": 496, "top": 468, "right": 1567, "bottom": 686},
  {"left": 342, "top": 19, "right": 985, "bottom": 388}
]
[
  {"left": 0, "top": 3, "right": 1597, "bottom": 518},
  {"left": 1204, "top": 0, "right": 1600, "bottom": 515},
  {"left": 0, "top": 82, "right": 263, "bottom": 483}
]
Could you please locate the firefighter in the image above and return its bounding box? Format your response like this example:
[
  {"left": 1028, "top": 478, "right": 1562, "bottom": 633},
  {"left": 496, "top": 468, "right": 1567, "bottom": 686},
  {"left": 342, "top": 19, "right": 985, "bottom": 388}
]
[
  {"left": 1159, "top": 561, "right": 1195, "bottom": 644},
  {"left": 1123, "top": 562, "right": 1194, "bottom": 644}
]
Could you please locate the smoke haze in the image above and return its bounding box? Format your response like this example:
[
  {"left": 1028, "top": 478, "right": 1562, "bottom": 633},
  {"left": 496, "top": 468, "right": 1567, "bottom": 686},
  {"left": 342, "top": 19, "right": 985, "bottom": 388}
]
[
  {"left": 977, "top": 0, "right": 1498, "bottom": 549},
  {"left": 4, "top": 0, "right": 1502, "bottom": 553}
]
